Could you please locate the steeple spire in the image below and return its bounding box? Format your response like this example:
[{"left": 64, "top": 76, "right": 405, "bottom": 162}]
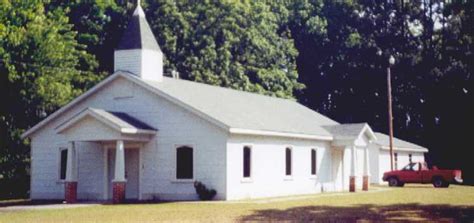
[
  {"left": 134, "top": 0, "right": 145, "bottom": 17},
  {"left": 114, "top": 0, "right": 164, "bottom": 82}
]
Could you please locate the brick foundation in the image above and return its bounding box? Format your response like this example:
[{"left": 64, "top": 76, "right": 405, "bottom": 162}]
[
  {"left": 362, "top": 175, "right": 369, "bottom": 191},
  {"left": 113, "top": 182, "right": 126, "bottom": 204},
  {"left": 349, "top": 176, "right": 356, "bottom": 192},
  {"left": 65, "top": 181, "right": 77, "bottom": 203}
]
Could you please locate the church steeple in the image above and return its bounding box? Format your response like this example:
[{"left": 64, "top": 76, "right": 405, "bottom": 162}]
[{"left": 114, "top": 1, "right": 163, "bottom": 82}]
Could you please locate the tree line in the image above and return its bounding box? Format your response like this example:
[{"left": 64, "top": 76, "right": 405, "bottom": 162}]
[{"left": 0, "top": 0, "right": 472, "bottom": 198}]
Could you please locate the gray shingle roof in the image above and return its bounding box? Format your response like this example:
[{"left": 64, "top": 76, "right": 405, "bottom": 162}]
[
  {"left": 322, "top": 123, "right": 369, "bottom": 140},
  {"left": 145, "top": 77, "right": 339, "bottom": 137},
  {"left": 116, "top": 6, "right": 161, "bottom": 51},
  {"left": 90, "top": 108, "right": 156, "bottom": 131},
  {"left": 374, "top": 132, "right": 427, "bottom": 151}
]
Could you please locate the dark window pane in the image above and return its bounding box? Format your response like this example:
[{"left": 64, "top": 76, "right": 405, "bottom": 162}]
[
  {"left": 311, "top": 149, "right": 316, "bottom": 175},
  {"left": 176, "top": 146, "right": 193, "bottom": 179},
  {"left": 394, "top": 153, "right": 398, "bottom": 170},
  {"left": 60, "top": 149, "right": 68, "bottom": 180},
  {"left": 243, "top": 147, "right": 251, "bottom": 178},
  {"left": 286, "top": 148, "right": 292, "bottom": 176}
]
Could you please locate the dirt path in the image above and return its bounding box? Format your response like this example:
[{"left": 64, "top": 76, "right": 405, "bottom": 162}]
[{"left": 0, "top": 203, "right": 99, "bottom": 212}]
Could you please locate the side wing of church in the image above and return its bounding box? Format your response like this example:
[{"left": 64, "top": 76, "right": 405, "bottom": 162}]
[{"left": 21, "top": 4, "right": 426, "bottom": 203}]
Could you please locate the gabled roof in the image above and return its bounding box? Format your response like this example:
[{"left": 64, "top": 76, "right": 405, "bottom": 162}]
[
  {"left": 374, "top": 132, "right": 428, "bottom": 152},
  {"left": 322, "top": 123, "right": 377, "bottom": 141},
  {"left": 21, "top": 72, "right": 338, "bottom": 140},
  {"left": 116, "top": 6, "right": 161, "bottom": 52},
  {"left": 145, "top": 77, "right": 339, "bottom": 139},
  {"left": 56, "top": 107, "right": 156, "bottom": 135}
]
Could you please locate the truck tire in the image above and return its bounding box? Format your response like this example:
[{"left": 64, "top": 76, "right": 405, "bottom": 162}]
[
  {"left": 432, "top": 177, "right": 446, "bottom": 188},
  {"left": 388, "top": 177, "right": 400, "bottom": 187}
]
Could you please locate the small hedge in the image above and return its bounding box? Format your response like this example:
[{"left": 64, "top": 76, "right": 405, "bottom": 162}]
[{"left": 194, "top": 181, "right": 216, "bottom": 201}]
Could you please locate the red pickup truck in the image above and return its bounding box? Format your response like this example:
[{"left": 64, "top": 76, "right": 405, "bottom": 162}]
[{"left": 383, "top": 162, "right": 463, "bottom": 188}]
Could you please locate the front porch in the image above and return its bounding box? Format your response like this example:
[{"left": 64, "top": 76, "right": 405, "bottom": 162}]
[
  {"left": 325, "top": 123, "right": 376, "bottom": 192},
  {"left": 56, "top": 108, "right": 156, "bottom": 203}
]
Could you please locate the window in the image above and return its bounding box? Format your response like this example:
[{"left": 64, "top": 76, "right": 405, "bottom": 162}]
[
  {"left": 243, "top": 146, "right": 251, "bottom": 178},
  {"left": 402, "top": 162, "right": 417, "bottom": 171},
  {"left": 59, "top": 148, "right": 68, "bottom": 180},
  {"left": 409, "top": 154, "right": 413, "bottom": 163},
  {"left": 413, "top": 162, "right": 420, "bottom": 171},
  {"left": 285, "top": 148, "right": 292, "bottom": 176},
  {"left": 311, "top": 149, "right": 317, "bottom": 175},
  {"left": 176, "top": 146, "right": 193, "bottom": 179},
  {"left": 394, "top": 153, "right": 398, "bottom": 170}
]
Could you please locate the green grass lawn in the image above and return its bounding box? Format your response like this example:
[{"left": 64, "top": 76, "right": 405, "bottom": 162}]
[{"left": 1, "top": 185, "right": 473, "bottom": 222}]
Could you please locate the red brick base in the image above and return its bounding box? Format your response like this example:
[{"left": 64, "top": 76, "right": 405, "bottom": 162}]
[
  {"left": 65, "top": 181, "right": 77, "bottom": 203},
  {"left": 113, "top": 182, "right": 126, "bottom": 204},
  {"left": 362, "top": 175, "right": 369, "bottom": 191},
  {"left": 349, "top": 176, "right": 356, "bottom": 192}
]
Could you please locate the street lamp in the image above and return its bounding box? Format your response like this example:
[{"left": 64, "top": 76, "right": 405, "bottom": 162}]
[{"left": 387, "top": 55, "right": 395, "bottom": 171}]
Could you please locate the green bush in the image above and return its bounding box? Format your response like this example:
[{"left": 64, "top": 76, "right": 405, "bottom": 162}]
[{"left": 193, "top": 181, "right": 216, "bottom": 201}]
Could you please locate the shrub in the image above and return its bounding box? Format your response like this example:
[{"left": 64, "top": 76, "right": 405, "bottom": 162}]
[{"left": 193, "top": 181, "right": 216, "bottom": 200}]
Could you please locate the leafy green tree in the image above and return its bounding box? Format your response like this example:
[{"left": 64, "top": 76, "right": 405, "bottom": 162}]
[
  {"left": 47, "top": 1, "right": 129, "bottom": 73},
  {"left": 273, "top": 0, "right": 472, "bottom": 182},
  {"left": 147, "top": 0, "right": 303, "bottom": 98},
  {"left": 0, "top": 1, "right": 100, "bottom": 198}
]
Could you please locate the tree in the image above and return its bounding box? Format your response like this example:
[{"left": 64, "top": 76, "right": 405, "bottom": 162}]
[
  {"left": 46, "top": 1, "right": 130, "bottom": 74},
  {"left": 147, "top": 0, "right": 303, "bottom": 98},
  {"left": 275, "top": 0, "right": 473, "bottom": 183},
  {"left": 0, "top": 1, "right": 100, "bottom": 198}
]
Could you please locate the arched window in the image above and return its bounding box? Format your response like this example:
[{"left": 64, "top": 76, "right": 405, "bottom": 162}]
[
  {"left": 176, "top": 146, "right": 193, "bottom": 179},
  {"left": 285, "top": 147, "right": 292, "bottom": 176},
  {"left": 243, "top": 146, "right": 251, "bottom": 178},
  {"left": 311, "top": 149, "right": 317, "bottom": 175}
]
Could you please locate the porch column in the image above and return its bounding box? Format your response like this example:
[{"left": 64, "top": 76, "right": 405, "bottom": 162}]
[
  {"left": 349, "top": 146, "right": 356, "bottom": 192},
  {"left": 362, "top": 147, "right": 370, "bottom": 191},
  {"left": 112, "top": 140, "right": 126, "bottom": 203},
  {"left": 65, "top": 141, "right": 77, "bottom": 203}
]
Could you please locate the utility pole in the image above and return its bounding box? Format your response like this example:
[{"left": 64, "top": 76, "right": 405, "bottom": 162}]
[{"left": 387, "top": 55, "right": 395, "bottom": 171}]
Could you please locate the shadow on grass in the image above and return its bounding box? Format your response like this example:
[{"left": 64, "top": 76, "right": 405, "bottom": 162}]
[
  {"left": 239, "top": 203, "right": 474, "bottom": 222},
  {"left": 0, "top": 199, "right": 63, "bottom": 208}
]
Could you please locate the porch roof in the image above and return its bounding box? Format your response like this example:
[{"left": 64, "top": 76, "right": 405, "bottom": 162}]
[
  {"left": 322, "top": 123, "right": 377, "bottom": 141},
  {"left": 56, "top": 107, "right": 157, "bottom": 135}
]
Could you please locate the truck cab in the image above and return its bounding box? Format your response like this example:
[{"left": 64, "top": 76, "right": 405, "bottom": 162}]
[{"left": 383, "top": 162, "right": 462, "bottom": 188}]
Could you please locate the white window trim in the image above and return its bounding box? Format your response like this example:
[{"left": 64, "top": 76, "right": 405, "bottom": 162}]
[
  {"left": 57, "top": 147, "right": 68, "bottom": 183},
  {"left": 241, "top": 145, "right": 253, "bottom": 183},
  {"left": 171, "top": 179, "right": 195, "bottom": 184},
  {"left": 174, "top": 144, "right": 195, "bottom": 182}
]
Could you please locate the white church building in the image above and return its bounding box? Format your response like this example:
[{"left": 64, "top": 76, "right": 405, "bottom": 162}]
[{"left": 21, "top": 4, "right": 426, "bottom": 203}]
